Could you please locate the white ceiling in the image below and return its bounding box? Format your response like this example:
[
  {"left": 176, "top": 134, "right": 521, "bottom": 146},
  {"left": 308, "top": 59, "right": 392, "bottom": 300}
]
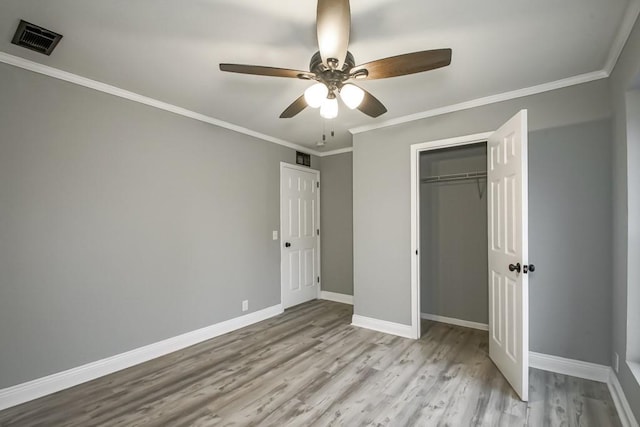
[{"left": 0, "top": 0, "right": 632, "bottom": 152}]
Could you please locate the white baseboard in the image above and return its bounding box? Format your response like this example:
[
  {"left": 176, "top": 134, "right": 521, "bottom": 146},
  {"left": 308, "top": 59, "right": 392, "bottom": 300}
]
[
  {"left": 351, "top": 314, "right": 414, "bottom": 339},
  {"left": 529, "top": 351, "right": 610, "bottom": 383},
  {"left": 3, "top": 305, "right": 636, "bottom": 426},
  {"left": 420, "top": 313, "right": 488, "bottom": 331},
  {"left": 608, "top": 369, "right": 640, "bottom": 427},
  {"left": 320, "top": 291, "right": 353, "bottom": 305},
  {"left": 0, "top": 304, "right": 283, "bottom": 411},
  {"left": 524, "top": 353, "right": 637, "bottom": 426}
]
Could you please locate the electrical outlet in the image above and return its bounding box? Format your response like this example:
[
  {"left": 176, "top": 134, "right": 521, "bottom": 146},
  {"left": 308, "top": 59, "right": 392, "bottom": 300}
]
[
  {"left": 614, "top": 352, "right": 619, "bottom": 373},
  {"left": 272, "top": 230, "right": 278, "bottom": 240},
  {"left": 242, "top": 300, "right": 249, "bottom": 312}
]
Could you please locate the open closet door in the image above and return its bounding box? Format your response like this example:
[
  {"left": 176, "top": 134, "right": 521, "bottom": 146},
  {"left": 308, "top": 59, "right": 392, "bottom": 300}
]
[{"left": 487, "top": 110, "right": 529, "bottom": 401}]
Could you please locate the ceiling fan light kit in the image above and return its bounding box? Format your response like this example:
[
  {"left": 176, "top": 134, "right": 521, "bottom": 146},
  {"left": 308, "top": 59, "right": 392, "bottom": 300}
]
[
  {"left": 340, "top": 84, "right": 365, "bottom": 109},
  {"left": 304, "top": 83, "right": 329, "bottom": 108},
  {"left": 305, "top": 82, "right": 364, "bottom": 119},
  {"left": 320, "top": 95, "right": 339, "bottom": 119},
  {"left": 219, "top": 0, "right": 452, "bottom": 121}
]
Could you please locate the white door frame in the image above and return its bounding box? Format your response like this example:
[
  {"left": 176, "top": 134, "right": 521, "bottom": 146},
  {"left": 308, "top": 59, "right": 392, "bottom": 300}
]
[
  {"left": 410, "top": 131, "right": 495, "bottom": 339},
  {"left": 279, "top": 162, "right": 321, "bottom": 307}
]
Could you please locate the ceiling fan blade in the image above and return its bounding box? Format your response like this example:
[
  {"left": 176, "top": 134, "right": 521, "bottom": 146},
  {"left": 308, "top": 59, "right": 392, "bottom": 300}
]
[
  {"left": 351, "top": 49, "right": 452, "bottom": 80},
  {"left": 280, "top": 95, "right": 308, "bottom": 118},
  {"left": 357, "top": 89, "right": 387, "bottom": 118},
  {"left": 316, "top": 0, "right": 350, "bottom": 68},
  {"left": 220, "top": 64, "right": 313, "bottom": 79}
]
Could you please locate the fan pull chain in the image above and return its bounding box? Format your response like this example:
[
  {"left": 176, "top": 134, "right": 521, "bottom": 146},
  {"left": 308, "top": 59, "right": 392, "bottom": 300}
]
[
  {"left": 322, "top": 120, "right": 326, "bottom": 142},
  {"left": 317, "top": 119, "right": 326, "bottom": 147},
  {"left": 317, "top": 120, "right": 336, "bottom": 147}
]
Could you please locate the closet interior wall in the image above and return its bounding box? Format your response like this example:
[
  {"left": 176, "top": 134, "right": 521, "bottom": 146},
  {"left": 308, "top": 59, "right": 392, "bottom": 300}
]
[{"left": 420, "top": 143, "right": 488, "bottom": 326}]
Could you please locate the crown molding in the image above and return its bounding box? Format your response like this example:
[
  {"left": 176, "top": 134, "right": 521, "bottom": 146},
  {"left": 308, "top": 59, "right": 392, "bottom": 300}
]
[
  {"left": 604, "top": 0, "right": 640, "bottom": 74},
  {"left": 317, "top": 147, "right": 353, "bottom": 157},
  {"left": 0, "top": 48, "right": 614, "bottom": 155},
  {"left": 0, "top": 51, "right": 322, "bottom": 157},
  {"left": 2, "top": 0, "right": 636, "bottom": 153},
  {"left": 349, "top": 70, "right": 609, "bottom": 135},
  {"left": 350, "top": 4, "right": 639, "bottom": 136}
]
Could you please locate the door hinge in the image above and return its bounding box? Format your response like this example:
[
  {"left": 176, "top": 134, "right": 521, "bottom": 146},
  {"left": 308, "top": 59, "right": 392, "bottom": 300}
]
[
  {"left": 317, "top": 276, "right": 320, "bottom": 283},
  {"left": 415, "top": 249, "right": 419, "bottom": 255},
  {"left": 317, "top": 229, "right": 320, "bottom": 236},
  {"left": 316, "top": 181, "right": 320, "bottom": 188}
]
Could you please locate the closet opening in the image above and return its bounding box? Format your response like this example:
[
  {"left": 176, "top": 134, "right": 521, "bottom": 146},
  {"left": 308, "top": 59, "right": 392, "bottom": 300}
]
[
  {"left": 410, "top": 111, "right": 529, "bottom": 400},
  {"left": 418, "top": 143, "right": 488, "bottom": 337}
]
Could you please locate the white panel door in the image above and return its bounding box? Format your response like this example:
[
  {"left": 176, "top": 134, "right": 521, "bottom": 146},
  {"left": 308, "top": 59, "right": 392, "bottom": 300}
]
[
  {"left": 487, "top": 110, "right": 529, "bottom": 401},
  {"left": 280, "top": 163, "right": 320, "bottom": 308}
]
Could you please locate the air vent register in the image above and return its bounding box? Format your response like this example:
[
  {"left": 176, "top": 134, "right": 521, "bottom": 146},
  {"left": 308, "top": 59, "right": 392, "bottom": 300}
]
[{"left": 11, "top": 20, "right": 62, "bottom": 56}]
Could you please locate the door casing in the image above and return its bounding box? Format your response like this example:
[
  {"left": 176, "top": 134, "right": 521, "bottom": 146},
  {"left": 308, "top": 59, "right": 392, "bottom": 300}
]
[{"left": 411, "top": 132, "right": 493, "bottom": 339}]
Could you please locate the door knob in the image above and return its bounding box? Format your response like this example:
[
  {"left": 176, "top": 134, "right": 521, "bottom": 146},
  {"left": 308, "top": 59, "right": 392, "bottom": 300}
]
[
  {"left": 523, "top": 264, "right": 535, "bottom": 274},
  {"left": 285, "top": 242, "right": 291, "bottom": 248},
  {"left": 508, "top": 263, "right": 521, "bottom": 273}
]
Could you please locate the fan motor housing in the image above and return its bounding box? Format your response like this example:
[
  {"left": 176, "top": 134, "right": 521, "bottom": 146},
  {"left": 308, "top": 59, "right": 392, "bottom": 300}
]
[
  {"left": 309, "top": 51, "right": 355, "bottom": 90},
  {"left": 309, "top": 51, "right": 355, "bottom": 73}
]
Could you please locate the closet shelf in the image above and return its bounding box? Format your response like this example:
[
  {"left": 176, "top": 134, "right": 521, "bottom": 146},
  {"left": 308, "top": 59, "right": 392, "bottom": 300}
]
[{"left": 421, "top": 171, "right": 487, "bottom": 184}]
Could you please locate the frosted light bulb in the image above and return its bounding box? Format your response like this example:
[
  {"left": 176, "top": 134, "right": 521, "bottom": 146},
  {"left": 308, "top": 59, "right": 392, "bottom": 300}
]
[
  {"left": 320, "top": 97, "right": 338, "bottom": 119},
  {"left": 340, "top": 84, "right": 365, "bottom": 109},
  {"left": 304, "top": 83, "right": 329, "bottom": 108}
]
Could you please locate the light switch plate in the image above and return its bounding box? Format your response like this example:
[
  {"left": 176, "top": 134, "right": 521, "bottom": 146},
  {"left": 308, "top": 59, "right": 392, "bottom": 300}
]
[{"left": 272, "top": 230, "right": 278, "bottom": 240}]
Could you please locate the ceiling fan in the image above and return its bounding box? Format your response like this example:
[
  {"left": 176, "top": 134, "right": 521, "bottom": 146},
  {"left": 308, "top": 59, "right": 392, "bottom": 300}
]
[{"left": 219, "top": 0, "right": 452, "bottom": 119}]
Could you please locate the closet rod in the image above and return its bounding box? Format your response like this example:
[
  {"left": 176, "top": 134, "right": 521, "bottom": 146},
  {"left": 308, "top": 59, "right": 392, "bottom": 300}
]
[{"left": 421, "top": 171, "right": 487, "bottom": 184}]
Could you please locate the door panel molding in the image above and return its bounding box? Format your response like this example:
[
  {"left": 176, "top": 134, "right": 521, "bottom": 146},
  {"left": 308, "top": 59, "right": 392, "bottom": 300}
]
[
  {"left": 280, "top": 162, "right": 321, "bottom": 308},
  {"left": 487, "top": 110, "right": 529, "bottom": 401}
]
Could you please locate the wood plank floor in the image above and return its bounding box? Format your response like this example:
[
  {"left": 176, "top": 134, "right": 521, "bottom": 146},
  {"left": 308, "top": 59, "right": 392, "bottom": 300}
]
[{"left": 0, "top": 300, "right": 621, "bottom": 426}]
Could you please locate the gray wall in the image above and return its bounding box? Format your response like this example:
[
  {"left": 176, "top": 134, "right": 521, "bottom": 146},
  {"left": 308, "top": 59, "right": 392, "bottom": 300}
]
[
  {"left": 353, "top": 79, "right": 613, "bottom": 365},
  {"left": 609, "top": 13, "right": 640, "bottom": 419},
  {"left": 319, "top": 152, "right": 353, "bottom": 296},
  {"left": 528, "top": 120, "right": 612, "bottom": 364},
  {"left": 0, "top": 62, "right": 317, "bottom": 388},
  {"left": 420, "top": 145, "right": 488, "bottom": 324}
]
